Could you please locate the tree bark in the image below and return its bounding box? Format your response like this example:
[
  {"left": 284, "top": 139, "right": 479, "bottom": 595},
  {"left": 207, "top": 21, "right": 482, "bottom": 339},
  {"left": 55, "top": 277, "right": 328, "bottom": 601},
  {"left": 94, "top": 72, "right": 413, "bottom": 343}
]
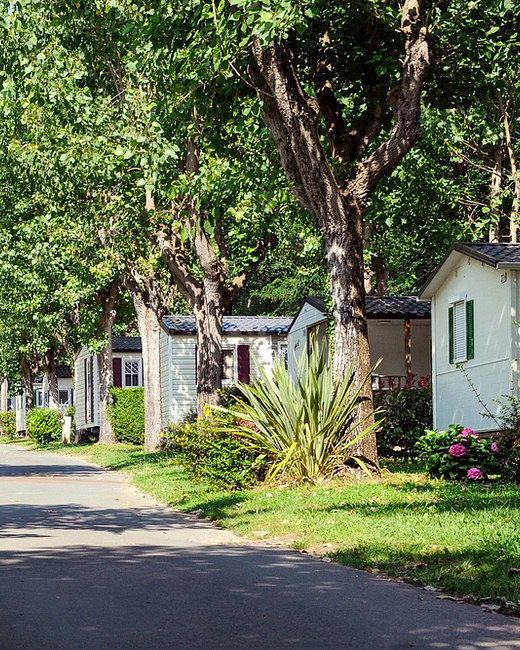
[
  {"left": 498, "top": 90, "right": 519, "bottom": 243},
  {"left": 98, "top": 282, "right": 119, "bottom": 444},
  {"left": 250, "top": 0, "right": 431, "bottom": 473},
  {"left": 489, "top": 145, "right": 503, "bottom": 243},
  {"left": 0, "top": 378, "right": 8, "bottom": 413},
  {"left": 20, "top": 356, "right": 34, "bottom": 412},
  {"left": 124, "top": 275, "right": 163, "bottom": 452},
  {"left": 41, "top": 349, "right": 58, "bottom": 410}
]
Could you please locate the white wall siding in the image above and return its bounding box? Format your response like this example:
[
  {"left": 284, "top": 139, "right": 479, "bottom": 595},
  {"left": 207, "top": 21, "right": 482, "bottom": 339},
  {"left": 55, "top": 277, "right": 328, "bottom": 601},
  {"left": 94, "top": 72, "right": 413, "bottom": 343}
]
[
  {"left": 74, "top": 346, "right": 89, "bottom": 430},
  {"left": 432, "top": 257, "right": 512, "bottom": 432},
  {"left": 159, "top": 328, "right": 172, "bottom": 427},
  {"left": 169, "top": 336, "right": 198, "bottom": 423},
  {"left": 287, "top": 303, "right": 326, "bottom": 381}
]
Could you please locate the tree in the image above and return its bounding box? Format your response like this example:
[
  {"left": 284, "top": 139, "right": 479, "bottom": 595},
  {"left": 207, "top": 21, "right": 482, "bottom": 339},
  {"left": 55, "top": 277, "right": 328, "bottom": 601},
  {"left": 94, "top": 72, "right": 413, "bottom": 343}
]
[{"left": 223, "top": 0, "right": 432, "bottom": 471}]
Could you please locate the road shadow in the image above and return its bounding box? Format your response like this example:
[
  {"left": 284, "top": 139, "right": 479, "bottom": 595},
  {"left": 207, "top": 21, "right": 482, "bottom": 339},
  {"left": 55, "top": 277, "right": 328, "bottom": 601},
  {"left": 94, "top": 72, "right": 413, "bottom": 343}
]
[{"left": 1, "top": 543, "right": 520, "bottom": 650}]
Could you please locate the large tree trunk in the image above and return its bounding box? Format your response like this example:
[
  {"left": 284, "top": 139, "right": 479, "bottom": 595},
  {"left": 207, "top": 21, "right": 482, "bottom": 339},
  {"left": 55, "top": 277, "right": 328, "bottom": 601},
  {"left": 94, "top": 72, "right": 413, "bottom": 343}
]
[
  {"left": 251, "top": 0, "right": 431, "bottom": 473},
  {"left": 42, "top": 349, "right": 58, "bottom": 410},
  {"left": 20, "top": 356, "right": 34, "bottom": 412},
  {"left": 489, "top": 145, "right": 503, "bottom": 242},
  {"left": 0, "top": 378, "right": 8, "bottom": 413},
  {"left": 98, "top": 283, "right": 119, "bottom": 444},
  {"left": 125, "top": 276, "right": 163, "bottom": 452},
  {"left": 194, "top": 277, "right": 224, "bottom": 418}
]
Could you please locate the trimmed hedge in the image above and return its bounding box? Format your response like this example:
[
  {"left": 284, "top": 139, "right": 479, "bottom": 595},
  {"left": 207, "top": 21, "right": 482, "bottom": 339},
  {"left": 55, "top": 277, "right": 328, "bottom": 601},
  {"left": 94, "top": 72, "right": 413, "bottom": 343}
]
[
  {"left": 27, "top": 409, "right": 62, "bottom": 445},
  {"left": 0, "top": 411, "right": 16, "bottom": 438},
  {"left": 107, "top": 387, "right": 145, "bottom": 445}
]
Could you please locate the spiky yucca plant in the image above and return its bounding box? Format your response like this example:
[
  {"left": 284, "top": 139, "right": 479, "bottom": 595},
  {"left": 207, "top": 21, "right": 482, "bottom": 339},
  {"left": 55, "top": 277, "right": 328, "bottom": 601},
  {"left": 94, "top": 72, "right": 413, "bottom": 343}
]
[{"left": 216, "top": 344, "right": 381, "bottom": 483}]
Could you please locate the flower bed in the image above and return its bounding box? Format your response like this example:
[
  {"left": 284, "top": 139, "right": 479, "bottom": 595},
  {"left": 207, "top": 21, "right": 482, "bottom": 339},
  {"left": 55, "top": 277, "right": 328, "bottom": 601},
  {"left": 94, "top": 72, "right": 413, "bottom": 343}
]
[{"left": 415, "top": 424, "right": 500, "bottom": 481}]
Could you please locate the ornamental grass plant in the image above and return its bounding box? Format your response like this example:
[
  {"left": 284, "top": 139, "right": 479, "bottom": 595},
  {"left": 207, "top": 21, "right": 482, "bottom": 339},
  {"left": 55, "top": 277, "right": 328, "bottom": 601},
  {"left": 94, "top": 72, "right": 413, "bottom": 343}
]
[{"left": 216, "top": 343, "right": 381, "bottom": 483}]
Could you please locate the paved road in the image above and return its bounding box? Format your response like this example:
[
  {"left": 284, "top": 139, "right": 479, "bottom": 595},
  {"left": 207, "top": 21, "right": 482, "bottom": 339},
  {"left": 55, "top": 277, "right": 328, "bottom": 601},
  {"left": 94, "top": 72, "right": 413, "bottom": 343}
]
[{"left": 1, "top": 444, "right": 520, "bottom": 650}]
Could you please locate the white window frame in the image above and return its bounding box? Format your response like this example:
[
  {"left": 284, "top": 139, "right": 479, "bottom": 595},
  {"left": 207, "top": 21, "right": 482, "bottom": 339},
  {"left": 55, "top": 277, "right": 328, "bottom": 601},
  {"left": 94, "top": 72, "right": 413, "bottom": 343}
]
[
  {"left": 221, "top": 348, "right": 236, "bottom": 385},
  {"left": 123, "top": 358, "right": 143, "bottom": 388},
  {"left": 448, "top": 293, "right": 474, "bottom": 364}
]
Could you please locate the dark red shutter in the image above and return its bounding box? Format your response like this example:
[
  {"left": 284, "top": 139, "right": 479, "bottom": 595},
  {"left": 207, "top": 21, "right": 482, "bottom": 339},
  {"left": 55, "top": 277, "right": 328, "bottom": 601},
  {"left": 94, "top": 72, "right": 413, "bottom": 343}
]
[
  {"left": 195, "top": 344, "right": 198, "bottom": 383},
  {"left": 84, "top": 358, "right": 88, "bottom": 423},
  {"left": 113, "top": 357, "right": 122, "bottom": 388},
  {"left": 237, "top": 345, "right": 250, "bottom": 383},
  {"left": 89, "top": 357, "right": 95, "bottom": 422}
]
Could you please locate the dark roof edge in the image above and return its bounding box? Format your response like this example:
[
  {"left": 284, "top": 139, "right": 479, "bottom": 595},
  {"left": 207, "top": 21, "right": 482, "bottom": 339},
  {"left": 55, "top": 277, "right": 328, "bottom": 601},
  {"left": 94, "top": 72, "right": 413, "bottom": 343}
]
[
  {"left": 287, "top": 296, "right": 327, "bottom": 335},
  {"left": 418, "top": 243, "right": 460, "bottom": 299}
]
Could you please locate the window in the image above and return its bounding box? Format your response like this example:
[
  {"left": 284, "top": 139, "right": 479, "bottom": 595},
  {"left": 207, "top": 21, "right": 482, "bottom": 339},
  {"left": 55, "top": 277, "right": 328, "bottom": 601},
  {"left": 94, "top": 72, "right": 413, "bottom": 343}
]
[
  {"left": 124, "top": 359, "right": 142, "bottom": 387},
  {"left": 278, "top": 342, "right": 288, "bottom": 369},
  {"left": 59, "top": 390, "right": 71, "bottom": 407},
  {"left": 449, "top": 298, "right": 474, "bottom": 364},
  {"left": 222, "top": 349, "right": 235, "bottom": 381}
]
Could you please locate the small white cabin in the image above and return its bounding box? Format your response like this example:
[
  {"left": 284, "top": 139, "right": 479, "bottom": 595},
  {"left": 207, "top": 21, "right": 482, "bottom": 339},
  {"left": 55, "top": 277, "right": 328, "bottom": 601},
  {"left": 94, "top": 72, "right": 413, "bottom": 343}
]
[
  {"left": 287, "top": 296, "right": 431, "bottom": 386},
  {"left": 74, "top": 336, "right": 142, "bottom": 436},
  {"left": 15, "top": 365, "right": 74, "bottom": 433},
  {"left": 160, "top": 315, "right": 292, "bottom": 425},
  {"left": 419, "top": 242, "right": 520, "bottom": 433}
]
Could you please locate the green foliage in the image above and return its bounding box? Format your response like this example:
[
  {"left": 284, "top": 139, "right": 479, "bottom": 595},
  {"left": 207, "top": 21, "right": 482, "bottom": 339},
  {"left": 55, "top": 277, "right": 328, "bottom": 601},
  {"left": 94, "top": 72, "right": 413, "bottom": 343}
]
[
  {"left": 487, "top": 396, "right": 520, "bottom": 483},
  {"left": 107, "top": 387, "right": 145, "bottom": 445},
  {"left": 217, "top": 344, "right": 380, "bottom": 483},
  {"left": 0, "top": 411, "right": 16, "bottom": 439},
  {"left": 26, "top": 408, "right": 62, "bottom": 445},
  {"left": 161, "top": 416, "right": 268, "bottom": 489},
  {"left": 415, "top": 424, "right": 500, "bottom": 481},
  {"left": 374, "top": 377, "right": 432, "bottom": 458}
]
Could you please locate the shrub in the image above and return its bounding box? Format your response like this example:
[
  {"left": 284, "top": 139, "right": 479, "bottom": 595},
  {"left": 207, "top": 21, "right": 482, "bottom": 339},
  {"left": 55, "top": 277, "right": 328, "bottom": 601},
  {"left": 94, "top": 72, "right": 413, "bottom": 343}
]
[
  {"left": 26, "top": 409, "right": 62, "bottom": 445},
  {"left": 486, "top": 396, "right": 520, "bottom": 483},
  {"left": 415, "top": 424, "right": 500, "bottom": 481},
  {"left": 374, "top": 376, "right": 432, "bottom": 458},
  {"left": 162, "top": 416, "right": 268, "bottom": 489},
  {"left": 216, "top": 343, "right": 380, "bottom": 483},
  {"left": 0, "top": 411, "right": 16, "bottom": 439},
  {"left": 106, "top": 387, "right": 145, "bottom": 445}
]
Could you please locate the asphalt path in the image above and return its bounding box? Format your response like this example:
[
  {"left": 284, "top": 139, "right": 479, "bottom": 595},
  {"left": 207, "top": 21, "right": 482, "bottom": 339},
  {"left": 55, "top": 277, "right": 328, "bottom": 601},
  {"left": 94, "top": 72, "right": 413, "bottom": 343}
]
[{"left": 1, "top": 444, "right": 520, "bottom": 650}]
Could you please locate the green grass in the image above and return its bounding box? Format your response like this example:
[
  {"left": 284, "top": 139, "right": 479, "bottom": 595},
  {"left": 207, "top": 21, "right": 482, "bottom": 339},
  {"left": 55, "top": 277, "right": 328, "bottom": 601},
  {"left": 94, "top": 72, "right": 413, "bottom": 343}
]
[{"left": 5, "top": 438, "right": 520, "bottom": 611}]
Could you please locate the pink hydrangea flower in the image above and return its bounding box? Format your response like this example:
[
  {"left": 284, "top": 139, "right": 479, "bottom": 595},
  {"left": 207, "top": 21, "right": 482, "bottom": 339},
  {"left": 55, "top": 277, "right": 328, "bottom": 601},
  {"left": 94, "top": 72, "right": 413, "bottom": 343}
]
[
  {"left": 458, "top": 428, "right": 479, "bottom": 439},
  {"left": 490, "top": 442, "right": 499, "bottom": 453},
  {"left": 449, "top": 443, "right": 467, "bottom": 457},
  {"left": 467, "top": 467, "right": 483, "bottom": 480}
]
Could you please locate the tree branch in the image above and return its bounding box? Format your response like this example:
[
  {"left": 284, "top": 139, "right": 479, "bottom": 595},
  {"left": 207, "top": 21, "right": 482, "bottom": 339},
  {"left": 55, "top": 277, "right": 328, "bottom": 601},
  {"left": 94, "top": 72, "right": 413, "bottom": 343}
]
[{"left": 351, "top": 0, "right": 431, "bottom": 198}]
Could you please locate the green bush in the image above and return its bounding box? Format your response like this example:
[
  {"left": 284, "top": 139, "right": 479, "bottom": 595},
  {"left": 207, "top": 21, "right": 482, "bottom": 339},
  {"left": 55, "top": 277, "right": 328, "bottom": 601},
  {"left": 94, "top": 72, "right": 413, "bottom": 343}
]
[
  {"left": 0, "top": 411, "right": 16, "bottom": 439},
  {"left": 106, "top": 387, "right": 145, "bottom": 445},
  {"left": 374, "top": 376, "right": 432, "bottom": 458},
  {"left": 216, "top": 343, "right": 380, "bottom": 483},
  {"left": 486, "top": 396, "right": 520, "bottom": 483},
  {"left": 415, "top": 424, "right": 500, "bottom": 481},
  {"left": 26, "top": 409, "right": 62, "bottom": 445},
  {"left": 162, "top": 416, "right": 268, "bottom": 489}
]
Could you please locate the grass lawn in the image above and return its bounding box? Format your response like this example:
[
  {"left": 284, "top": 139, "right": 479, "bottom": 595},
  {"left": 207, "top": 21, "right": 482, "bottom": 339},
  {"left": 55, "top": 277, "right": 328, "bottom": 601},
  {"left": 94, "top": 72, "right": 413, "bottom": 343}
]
[{"left": 4, "top": 438, "right": 520, "bottom": 612}]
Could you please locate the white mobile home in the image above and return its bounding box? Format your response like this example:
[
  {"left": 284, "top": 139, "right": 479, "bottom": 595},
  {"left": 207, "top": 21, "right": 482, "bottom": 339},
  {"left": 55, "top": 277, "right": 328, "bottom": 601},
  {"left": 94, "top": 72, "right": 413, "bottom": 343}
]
[
  {"left": 287, "top": 296, "right": 431, "bottom": 386},
  {"left": 419, "top": 242, "right": 520, "bottom": 433},
  {"left": 74, "top": 336, "right": 142, "bottom": 436},
  {"left": 160, "top": 315, "right": 292, "bottom": 425}
]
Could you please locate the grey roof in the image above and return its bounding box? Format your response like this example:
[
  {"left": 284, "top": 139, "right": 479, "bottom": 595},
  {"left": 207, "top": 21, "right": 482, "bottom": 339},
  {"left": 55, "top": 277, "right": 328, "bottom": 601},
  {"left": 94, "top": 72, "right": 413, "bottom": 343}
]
[
  {"left": 112, "top": 336, "right": 142, "bottom": 352},
  {"left": 162, "top": 315, "right": 292, "bottom": 336},
  {"left": 366, "top": 296, "right": 430, "bottom": 319},
  {"left": 452, "top": 242, "right": 520, "bottom": 266},
  {"left": 57, "top": 365, "right": 72, "bottom": 379},
  {"left": 419, "top": 242, "right": 520, "bottom": 298},
  {"left": 304, "top": 296, "right": 327, "bottom": 313},
  {"left": 295, "top": 295, "right": 429, "bottom": 320}
]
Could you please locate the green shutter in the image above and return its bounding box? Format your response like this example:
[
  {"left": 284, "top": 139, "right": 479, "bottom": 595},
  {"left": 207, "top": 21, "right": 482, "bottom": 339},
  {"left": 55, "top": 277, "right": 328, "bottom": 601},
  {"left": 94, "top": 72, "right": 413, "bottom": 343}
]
[
  {"left": 466, "top": 299, "right": 474, "bottom": 360},
  {"left": 448, "top": 306, "right": 454, "bottom": 364}
]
